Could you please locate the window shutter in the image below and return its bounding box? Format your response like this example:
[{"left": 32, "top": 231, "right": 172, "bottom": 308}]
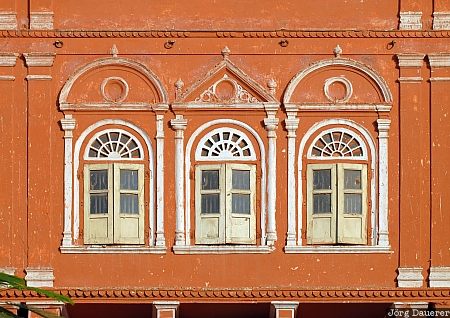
[
  {"left": 337, "top": 164, "right": 367, "bottom": 244},
  {"left": 195, "top": 165, "right": 226, "bottom": 244},
  {"left": 306, "top": 164, "right": 337, "bottom": 244},
  {"left": 84, "top": 164, "right": 113, "bottom": 244},
  {"left": 113, "top": 163, "right": 145, "bottom": 244},
  {"left": 225, "top": 164, "right": 256, "bottom": 244}
]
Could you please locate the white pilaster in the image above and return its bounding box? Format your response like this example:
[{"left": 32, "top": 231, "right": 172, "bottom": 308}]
[
  {"left": 270, "top": 301, "right": 299, "bottom": 318},
  {"left": 60, "top": 115, "right": 76, "bottom": 247},
  {"left": 0, "top": 12, "right": 17, "bottom": 30},
  {"left": 153, "top": 301, "right": 180, "bottom": 318},
  {"left": 30, "top": 11, "right": 54, "bottom": 30},
  {"left": 433, "top": 12, "right": 450, "bottom": 30},
  {"left": 399, "top": 12, "right": 422, "bottom": 30},
  {"left": 397, "top": 267, "right": 424, "bottom": 288},
  {"left": 171, "top": 115, "right": 188, "bottom": 246},
  {"left": 429, "top": 267, "right": 450, "bottom": 287},
  {"left": 155, "top": 114, "right": 165, "bottom": 247},
  {"left": 285, "top": 117, "right": 299, "bottom": 247},
  {"left": 377, "top": 119, "right": 390, "bottom": 247},
  {"left": 25, "top": 268, "right": 55, "bottom": 288},
  {"left": 264, "top": 117, "right": 279, "bottom": 246}
]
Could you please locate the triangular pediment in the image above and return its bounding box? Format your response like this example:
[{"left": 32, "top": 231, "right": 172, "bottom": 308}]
[{"left": 175, "top": 56, "right": 278, "bottom": 105}]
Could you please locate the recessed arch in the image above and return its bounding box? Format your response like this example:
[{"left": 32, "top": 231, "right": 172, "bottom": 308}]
[
  {"left": 297, "top": 119, "right": 377, "bottom": 246},
  {"left": 185, "top": 119, "right": 267, "bottom": 245},
  {"left": 283, "top": 57, "right": 393, "bottom": 104},
  {"left": 59, "top": 57, "right": 168, "bottom": 107},
  {"left": 73, "top": 119, "right": 155, "bottom": 243}
]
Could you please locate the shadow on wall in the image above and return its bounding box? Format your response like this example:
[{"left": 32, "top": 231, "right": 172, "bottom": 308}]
[{"left": 65, "top": 302, "right": 392, "bottom": 318}]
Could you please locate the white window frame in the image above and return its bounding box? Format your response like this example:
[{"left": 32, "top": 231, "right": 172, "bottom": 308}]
[
  {"left": 195, "top": 163, "right": 256, "bottom": 245},
  {"left": 84, "top": 163, "right": 145, "bottom": 245},
  {"left": 306, "top": 163, "right": 368, "bottom": 245}
]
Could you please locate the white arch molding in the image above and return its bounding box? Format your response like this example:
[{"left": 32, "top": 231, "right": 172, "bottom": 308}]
[
  {"left": 60, "top": 119, "right": 167, "bottom": 253},
  {"left": 283, "top": 57, "right": 393, "bottom": 104},
  {"left": 177, "top": 119, "right": 269, "bottom": 251},
  {"left": 285, "top": 119, "right": 391, "bottom": 253},
  {"left": 58, "top": 57, "right": 169, "bottom": 107}
]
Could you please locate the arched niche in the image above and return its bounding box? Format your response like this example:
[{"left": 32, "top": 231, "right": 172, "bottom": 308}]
[
  {"left": 59, "top": 57, "right": 168, "bottom": 110},
  {"left": 284, "top": 57, "right": 393, "bottom": 107}
]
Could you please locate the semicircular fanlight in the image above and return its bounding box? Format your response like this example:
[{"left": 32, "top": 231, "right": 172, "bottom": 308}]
[
  {"left": 310, "top": 129, "right": 366, "bottom": 159},
  {"left": 86, "top": 129, "right": 144, "bottom": 160}
]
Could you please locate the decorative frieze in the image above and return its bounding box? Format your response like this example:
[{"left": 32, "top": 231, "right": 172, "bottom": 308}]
[
  {"left": 25, "top": 268, "right": 54, "bottom": 288},
  {"left": 399, "top": 12, "right": 422, "bottom": 30},
  {"left": 433, "top": 12, "right": 450, "bottom": 30},
  {"left": 2, "top": 287, "right": 449, "bottom": 301},
  {"left": 397, "top": 267, "right": 424, "bottom": 288},
  {"left": 429, "top": 267, "right": 450, "bottom": 287},
  {"left": 0, "top": 12, "right": 17, "bottom": 30},
  {"left": 30, "top": 12, "right": 54, "bottom": 30}
]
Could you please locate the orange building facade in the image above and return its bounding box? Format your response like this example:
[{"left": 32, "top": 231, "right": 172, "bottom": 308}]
[{"left": 0, "top": 1, "right": 449, "bottom": 317}]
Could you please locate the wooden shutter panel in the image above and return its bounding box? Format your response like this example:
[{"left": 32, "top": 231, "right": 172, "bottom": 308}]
[
  {"left": 195, "top": 165, "right": 226, "bottom": 244},
  {"left": 84, "top": 164, "right": 113, "bottom": 244},
  {"left": 114, "top": 164, "right": 145, "bottom": 244},
  {"left": 306, "top": 164, "right": 337, "bottom": 244},
  {"left": 225, "top": 164, "right": 256, "bottom": 244},
  {"left": 337, "top": 163, "right": 367, "bottom": 244}
]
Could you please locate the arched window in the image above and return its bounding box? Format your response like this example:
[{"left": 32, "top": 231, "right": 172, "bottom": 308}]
[
  {"left": 194, "top": 127, "right": 257, "bottom": 245},
  {"left": 305, "top": 127, "right": 371, "bottom": 245},
  {"left": 82, "top": 128, "right": 145, "bottom": 245}
]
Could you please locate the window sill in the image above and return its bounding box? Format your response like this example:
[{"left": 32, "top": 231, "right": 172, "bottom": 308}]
[
  {"left": 173, "top": 245, "right": 274, "bottom": 254},
  {"left": 284, "top": 245, "right": 393, "bottom": 254},
  {"left": 60, "top": 245, "right": 166, "bottom": 254}
]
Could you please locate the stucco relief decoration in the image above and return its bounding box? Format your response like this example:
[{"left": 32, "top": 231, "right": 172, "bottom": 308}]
[
  {"left": 100, "top": 77, "right": 129, "bottom": 103},
  {"left": 195, "top": 74, "right": 258, "bottom": 104},
  {"left": 323, "top": 76, "right": 353, "bottom": 103}
]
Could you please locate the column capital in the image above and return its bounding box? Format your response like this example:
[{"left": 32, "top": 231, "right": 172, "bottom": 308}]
[
  {"left": 170, "top": 115, "right": 188, "bottom": 131},
  {"left": 24, "top": 52, "right": 56, "bottom": 67},
  {"left": 153, "top": 301, "right": 179, "bottom": 318},
  {"left": 377, "top": 118, "right": 391, "bottom": 136},
  {"left": 397, "top": 54, "right": 425, "bottom": 68},
  {"left": 264, "top": 117, "right": 279, "bottom": 131},
  {"left": 60, "top": 116, "right": 77, "bottom": 132},
  {"left": 0, "top": 53, "right": 18, "bottom": 66},
  {"left": 428, "top": 54, "right": 450, "bottom": 68},
  {"left": 285, "top": 118, "right": 299, "bottom": 132}
]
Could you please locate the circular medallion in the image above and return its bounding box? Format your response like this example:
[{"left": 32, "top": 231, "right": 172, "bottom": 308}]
[{"left": 101, "top": 77, "right": 129, "bottom": 103}]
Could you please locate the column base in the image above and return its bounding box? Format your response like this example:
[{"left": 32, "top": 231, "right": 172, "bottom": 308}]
[{"left": 397, "top": 267, "right": 423, "bottom": 288}]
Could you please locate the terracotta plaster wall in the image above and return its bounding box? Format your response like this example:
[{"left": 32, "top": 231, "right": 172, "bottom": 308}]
[
  {"left": 0, "top": 0, "right": 448, "bottom": 296},
  {"left": 52, "top": 0, "right": 399, "bottom": 31}
]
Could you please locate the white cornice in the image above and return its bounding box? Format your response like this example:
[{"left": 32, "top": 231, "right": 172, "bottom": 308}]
[
  {"left": 397, "top": 54, "right": 425, "bottom": 67},
  {"left": 428, "top": 54, "right": 450, "bottom": 68},
  {"left": 24, "top": 53, "right": 56, "bottom": 67},
  {"left": 0, "top": 53, "right": 18, "bottom": 66}
]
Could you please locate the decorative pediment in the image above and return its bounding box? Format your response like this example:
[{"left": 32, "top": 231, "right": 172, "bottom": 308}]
[
  {"left": 59, "top": 54, "right": 168, "bottom": 111},
  {"left": 174, "top": 47, "right": 278, "bottom": 108}
]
